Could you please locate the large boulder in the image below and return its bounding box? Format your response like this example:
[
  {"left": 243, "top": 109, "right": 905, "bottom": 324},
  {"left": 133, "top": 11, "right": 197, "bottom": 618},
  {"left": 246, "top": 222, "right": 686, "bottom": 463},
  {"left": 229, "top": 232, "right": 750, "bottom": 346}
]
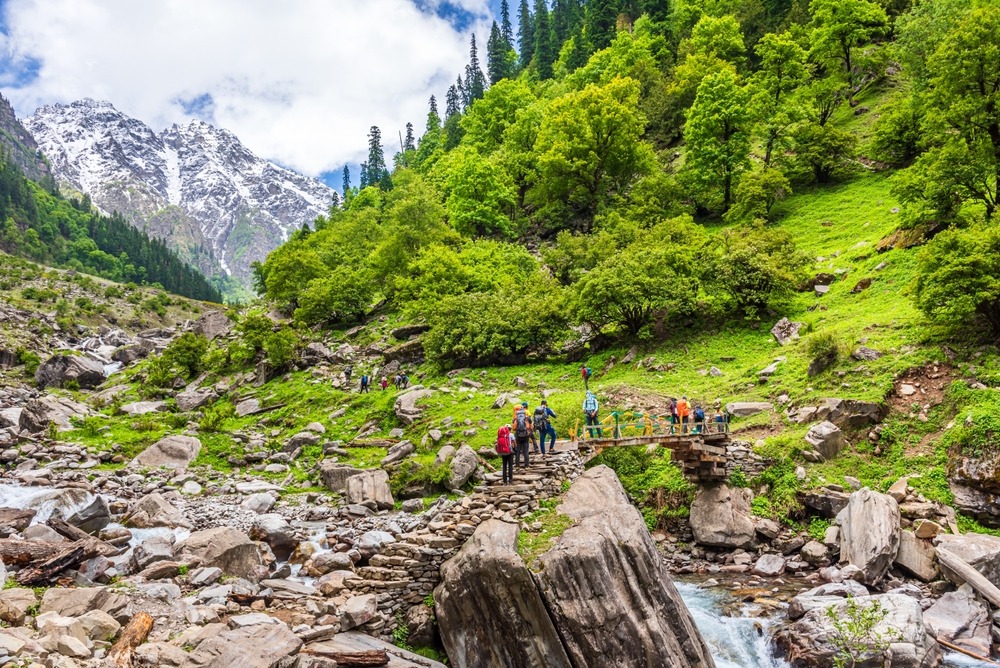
[
  {"left": 18, "top": 395, "right": 90, "bottom": 433},
  {"left": 65, "top": 495, "right": 111, "bottom": 534},
  {"left": 804, "top": 421, "right": 846, "bottom": 461},
  {"left": 381, "top": 440, "right": 414, "bottom": 466},
  {"left": 894, "top": 530, "right": 939, "bottom": 582},
  {"left": 935, "top": 533, "right": 1000, "bottom": 588},
  {"left": 922, "top": 585, "right": 991, "bottom": 658},
  {"left": 130, "top": 434, "right": 201, "bottom": 469},
  {"left": 318, "top": 462, "right": 362, "bottom": 492},
  {"left": 34, "top": 354, "right": 105, "bottom": 389},
  {"left": 948, "top": 453, "right": 1000, "bottom": 526},
  {"left": 174, "top": 527, "right": 263, "bottom": 580},
  {"left": 120, "top": 401, "right": 168, "bottom": 416},
  {"left": 194, "top": 311, "right": 233, "bottom": 341},
  {"left": 837, "top": 488, "right": 900, "bottom": 585},
  {"left": 394, "top": 388, "right": 432, "bottom": 425},
  {"left": 822, "top": 398, "right": 886, "bottom": 430},
  {"left": 448, "top": 445, "right": 478, "bottom": 489},
  {"left": 771, "top": 318, "right": 804, "bottom": 345},
  {"left": 121, "top": 493, "right": 191, "bottom": 529},
  {"left": 725, "top": 402, "right": 773, "bottom": 418},
  {"left": 175, "top": 387, "right": 218, "bottom": 412},
  {"left": 689, "top": 483, "right": 757, "bottom": 549},
  {"left": 248, "top": 514, "right": 297, "bottom": 561},
  {"left": 345, "top": 470, "right": 394, "bottom": 510},
  {"left": 185, "top": 622, "right": 302, "bottom": 667},
  {"left": 307, "top": 632, "right": 446, "bottom": 668}
]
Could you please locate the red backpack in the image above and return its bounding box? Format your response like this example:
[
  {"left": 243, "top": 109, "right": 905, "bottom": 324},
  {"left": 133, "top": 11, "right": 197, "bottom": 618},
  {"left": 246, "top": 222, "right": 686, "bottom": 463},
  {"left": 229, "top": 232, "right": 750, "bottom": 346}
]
[{"left": 496, "top": 425, "right": 512, "bottom": 455}]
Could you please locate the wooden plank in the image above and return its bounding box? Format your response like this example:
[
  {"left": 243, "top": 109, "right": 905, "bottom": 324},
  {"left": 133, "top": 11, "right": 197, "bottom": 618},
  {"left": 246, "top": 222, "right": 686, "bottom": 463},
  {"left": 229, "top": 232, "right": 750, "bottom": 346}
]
[{"left": 105, "top": 612, "right": 154, "bottom": 667}]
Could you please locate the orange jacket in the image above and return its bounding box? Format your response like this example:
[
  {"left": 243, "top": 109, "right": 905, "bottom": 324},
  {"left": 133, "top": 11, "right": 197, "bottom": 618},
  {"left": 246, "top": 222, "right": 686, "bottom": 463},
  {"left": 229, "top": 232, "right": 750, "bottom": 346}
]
[{"left": 676, "top": 399, "right": 690, "bottom": 418}]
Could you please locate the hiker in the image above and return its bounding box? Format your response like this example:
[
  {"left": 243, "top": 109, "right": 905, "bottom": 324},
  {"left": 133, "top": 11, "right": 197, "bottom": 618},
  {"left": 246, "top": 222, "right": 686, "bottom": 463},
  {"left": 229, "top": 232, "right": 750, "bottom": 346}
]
[
  {"left": 513, "top": 402, "right": 532, "bottom": 468},
  {"left": 669, "top": 398, "right": 679, "bottom": 434},
  {"left": 583, "top": 391, "right": 602, "bottom": 437},
  {"left": 677, "top": 396, "right": 691, "bottom": 434},
  {"left": 401, "top": 373, "right": 410, "bottom": 389},
  {"left": 534, "top": 400, "right": 557, "bottom": 455},
  {"left": 581, "top": 365, "right": 592, "bottom": 390},
  {"left": 497, "top": 424, "right": 515, "bottom": 484},
  {"left": 344, "top": 365, "right": 353, "bottom": 384},
  {"left": 360, "top": 374, "right": 370, "bottom": 394},
  {"left": 693, "top": 404, "right": 705, "bottom": 434},
  {"left": 394, "top": 374, "right": 403, "bottom": 389},
  {"left": 381, "top": 377, "right": 389, "bottom": 391}
]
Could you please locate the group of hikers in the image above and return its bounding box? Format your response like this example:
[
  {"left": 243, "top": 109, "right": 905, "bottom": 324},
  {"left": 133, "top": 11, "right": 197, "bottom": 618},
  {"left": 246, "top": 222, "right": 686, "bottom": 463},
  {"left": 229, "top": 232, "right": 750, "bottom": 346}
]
[
  {"left": 347, "top": 365, "right": 410, "bottom": 393},
  {"left": 495, "top": 400, "right": 558, "bottom": 484},
  {"left": 582, "top": 391, "right": 729, "bottom": 437}
]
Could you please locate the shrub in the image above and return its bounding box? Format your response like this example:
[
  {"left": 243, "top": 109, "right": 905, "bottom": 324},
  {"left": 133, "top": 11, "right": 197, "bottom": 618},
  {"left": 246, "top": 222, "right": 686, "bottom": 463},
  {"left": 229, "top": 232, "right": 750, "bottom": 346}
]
[
  {"left": 16, "top": 348, "right": 40, "bottom": 375},
  {"left": 263, "top": 329, "right": 297, "bottom": 370},
  {"left": 199, "top": 401, "right": 235, "bottom": 433},
  {"left": 162, "top": 333, "right": 209, "bottom": 378},
  {"left": 711, "top": 225, "right": 808, "bottom": 319},
  {"left": 806, "top": 331, "right": 841, "bottom": 367}
]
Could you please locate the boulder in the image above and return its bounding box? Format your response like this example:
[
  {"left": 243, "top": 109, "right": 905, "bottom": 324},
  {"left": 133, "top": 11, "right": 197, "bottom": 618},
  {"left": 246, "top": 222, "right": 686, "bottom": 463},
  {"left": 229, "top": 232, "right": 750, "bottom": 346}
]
[
  {"left": 822, "top": 398, "right": 886, "bottom": 430},
  {"left": 307, "top": 632, "right": 446, "bottom": 668},
  {"left": 299, "top": 342, "right": 332, "bottom": 366},
  {"left": 175, "top": 387, "right": 218, "bottom": 412},
  {"left": 922, "top": 585, "right": 991, "bottom": 658},
  {"left": 392, "top": 324, "right": 431, "bottom": 339},
  {"left": 894, "top": 530, "right": 939, "bottom": 582},
  {"left": 111, "top": 341, "right": 154, "bottom": 364},
  {"left": 185, "top": 622, "right": 303, "bottom": 667},
  {"left": 771, "top": 318, "right": 804, "bottom": 346},
  {"left": 131, "top": 536, "right": 175, "bottom": 572},
  {"left": 241, "top": 493, "right": 275, "bottom": 515},
  {"left": 837, "top": 488, "right": 900, "bottom": 585},
  {"left": 689, "top": 483, "right": 757, "bottom": 549},
  {"left": 340, "top": 594, "right": 377, "bottom": 630},
  {"left": 194, "top": 311, "right": 233, "bottom": 341},
  {"left": 35, "top": 354, "right": 105, "bottom": 389},
  {"left": 804, "top": 421, "right": 846, "bottom": 461},
  {"left": 120, "top": 401, "right": 168, "bottom": 416},
  {"left": 725, "top": 402, "right": 773, "bottom": 417},
  {"left": 248, "top": 514, "right": 298, "bottom": 560},
  {"left": 381, "top": 440, "right": 414, "bottom": 466},
  {"left": 174, "top": 527, "right": 263, "bottom": 580},
  {"left": 434, "top": 444, "right": 456, "bottom": 465},
  {"left": 448, "top": 445, "right": 478, "bottom": 489},
  {"left": 121, "top": 492, "right": 191, "bottom": 529},
  {"left": 345, "top": 470, "right": 394, "bottom": 510},
  {"left": 65, "top": 495, "right": 111, "bottom": 534},
  {"left": 406, "top": 604, "right": 436, "bottom": 648},
  {"left": 753, "top": 554, "right": 786, "bottom": 576},
  {"left": 318, "top": 462, "right": 362, "bottom": 493},
  {"left": 235, "top": 398, "right": 260, "bottom": 416},
  {"left": 18, "top": 395, "right": 90, "bottom": 433},
  {"left": 131, "top": 434, "right": 201, "bottom": 469},
  {"left": 802, "top": 489, "right": 851, "bottom": 518},
  {"left": 935, "top": 533, "right": 1000, "bottom": 588},
  {"left": 394, "top": 388, "right": 433, "bottom": 425},
  {"left": 383, "top": 338, "right": 424, "bottom": 364}
]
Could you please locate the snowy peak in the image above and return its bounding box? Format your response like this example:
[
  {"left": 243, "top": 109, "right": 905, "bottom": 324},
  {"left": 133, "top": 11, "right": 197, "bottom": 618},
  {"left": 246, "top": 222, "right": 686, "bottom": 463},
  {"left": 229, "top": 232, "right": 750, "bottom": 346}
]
[{"left": 24, "top": 99, "right": 334, "bottom": 289}]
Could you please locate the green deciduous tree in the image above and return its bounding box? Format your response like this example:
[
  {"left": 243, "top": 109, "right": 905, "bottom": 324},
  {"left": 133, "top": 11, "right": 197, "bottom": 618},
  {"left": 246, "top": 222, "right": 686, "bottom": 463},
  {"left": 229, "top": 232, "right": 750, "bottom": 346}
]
[
  {"left": 294, "top": 266, "right": 374, "bottom": 325},
  {"left": 725, "top": 167, "right": 791, "bottom": 224},
  {"left": 445, "top": 149, "right": 516, "bottom": 238},
  {"left": 750, "top": 31, "right": 809, "bottom": 165},
  {"left": 462, "top": 79, "right": 536, "bottom": 154},
  {"left": 710, "top": 224, "right": 807, "bottom": 318},
  {"left": 786, "top": 121, "right": 857, "bottom": 184},
  {"left": 808, "top": 0, "right": 887, "bottom": 103},
  {"left": 262, "top": 244, "right": 326, "bottom": 311},
  {"left": 684, "top": 69, "right": 753, "bottom": 212}
]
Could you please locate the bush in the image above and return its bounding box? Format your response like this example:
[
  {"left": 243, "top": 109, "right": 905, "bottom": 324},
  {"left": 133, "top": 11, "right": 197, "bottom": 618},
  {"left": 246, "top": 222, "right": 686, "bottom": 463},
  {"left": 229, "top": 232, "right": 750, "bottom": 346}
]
[
  {"left": 16, "top": 348, "right": 40, "bottom": 375},
  {"left": 711, "top": 225, "right": 808, "bottom": 319},
  {"left": 161, "top": 332, "right": 208, "bottom": 378},
  {"left": 199, "top": 401, "right": 235, "bottom": 433},
  {"left": 263, "top": 329, "right": 297, "bottom": 370},
  {"left": 806, "top": 331, "right": 841, "bottom": 375}
]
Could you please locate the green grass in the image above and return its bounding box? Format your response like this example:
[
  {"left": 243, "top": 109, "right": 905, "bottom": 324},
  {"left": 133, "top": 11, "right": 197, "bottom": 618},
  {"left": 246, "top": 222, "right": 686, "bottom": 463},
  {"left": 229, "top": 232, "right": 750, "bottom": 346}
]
[{"left": 517, "top": 501, "right": 576, "bottom": 570}]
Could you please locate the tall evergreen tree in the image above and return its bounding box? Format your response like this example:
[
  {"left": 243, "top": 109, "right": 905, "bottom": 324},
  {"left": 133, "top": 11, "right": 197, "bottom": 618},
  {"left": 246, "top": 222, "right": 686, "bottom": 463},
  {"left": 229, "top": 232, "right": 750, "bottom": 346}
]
[
  {"left": 426, "top": 96, "right": 441, "bottom": 132},
  {"left": 403, "top": 123, "right": 416, "bottom": 152},
  {"left": 457, "top": 74, "right": 469, "bottom": 111},
  {"left": 341, "top": 165, "right": 351, "bottom": 199},
  {"left": 445, "top": 84, "right": 461, "bottom": 119},
  {"left": 359, "top": 162, "right": 369, "bottom": 189},
  {"left": 518, "top": 0, "right": 535, "bottom": 68},
  {"left": 534, "top": 0, "right": 556, "bottom": 80},
  {"left": 487, "top": 21, "right": 510, "bottom": 84},
  {"left": 330, "top": 190, "right": 341, "bottom": 210},
  {"left": 566, "top": 26, "right": 590, "bottom": 72},
  {"left": 586, "top": 0, "right": 619, "bottom": 52},
  {"left": 466, "top": 34, "right": 487, "bottom": 104},
  {"left": 641, "top": 0, "right": 670, "bottom": 23},
  {"left": 500, "top": 0, "right": 515, "bottom": 45},
  {"left": 365, "top": 126, "right": 391, "bottom": 190},
  {"left": 553, "top": 0, "right": 583, "bottom": 45}
]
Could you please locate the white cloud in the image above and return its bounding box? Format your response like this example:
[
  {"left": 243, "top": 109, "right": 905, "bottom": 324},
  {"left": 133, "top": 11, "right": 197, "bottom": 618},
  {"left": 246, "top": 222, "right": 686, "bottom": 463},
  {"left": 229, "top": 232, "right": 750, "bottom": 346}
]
[{"left": 0, "top": 0, "right": 491, "bottom": 177}]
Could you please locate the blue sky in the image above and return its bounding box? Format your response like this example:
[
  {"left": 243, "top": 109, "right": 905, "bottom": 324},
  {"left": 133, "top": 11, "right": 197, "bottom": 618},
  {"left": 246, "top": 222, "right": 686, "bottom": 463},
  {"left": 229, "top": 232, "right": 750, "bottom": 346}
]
[{"left": 0, "top": 0, "right": 501, "bottom": 192}]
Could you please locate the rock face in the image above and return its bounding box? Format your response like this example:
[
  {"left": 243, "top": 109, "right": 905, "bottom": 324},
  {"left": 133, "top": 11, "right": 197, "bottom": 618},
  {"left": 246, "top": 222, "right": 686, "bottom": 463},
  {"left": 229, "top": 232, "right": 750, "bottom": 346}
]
[
  {"left": 837, "top": 488, "right": 900, "bottom": 585},
  {"left": 804, "top": 421, "right": 846, "bottom": 460},
  {"left": 922, "top": 585, "right": 991, "bottom": 657},
  {"left": 18, "top": 395, "right": 90, "bottom": 433},
  {"left": 345, "top": 470, "right": 394, "bottom": 510},
  {"left": 689, "top": 484, "right": 757, "bottom": 549},
  {"left": 34, "top": 354, "right": 105, "bottom": 389},
  {"left": 174, "top": 527, "right": 263, "bottom": 580},
  {"left": 131, "top": 435, "right": 201, "bottom": 469},
  {"left": 435, "top": 466, "right": 714, "bottom": 668}
]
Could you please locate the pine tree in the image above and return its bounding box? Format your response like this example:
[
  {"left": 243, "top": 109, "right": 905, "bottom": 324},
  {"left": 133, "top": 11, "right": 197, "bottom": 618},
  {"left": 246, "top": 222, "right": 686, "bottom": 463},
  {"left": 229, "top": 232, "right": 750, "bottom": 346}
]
[
  {"left": 586, "top": 0, "right": 619, "bottom": 52},
  {"left": 641, "top": 0, "right": 669, "bottom": 23},
  {"left": 457, "top": 74, "right": 469, "bottom": 111},
  {"left": 446, "top": 84, "right": 461, "bottom": 119},
  {"left": 553, "top": 0, "right": 582, "bottom": 45},
  {"left": 330, "top": 190, "right": 341, "bottom": 210},
  {"left": 404, "top": 123, "right": 416, "bottom": 152},
  {"left": 487, "top": 21, "right": 509, "bottom": 84},
  {"left": 534, "top": 0, "right": 556, "bottom": 80},
  {"left": 518, "top": 0, "right": 535, "bottom": 68},
  {"left": 359, "top": 162, "right": 369, "bottom": 189},
  {"left": 366, "top": 126, "right": 391, "bottom": 190},
  {"left": 566, "top": 26, "right": 590, "bottom": 72},
  {"left": 426, "top": 96, "right": 441, "bottom": 132},
  {"left": 500, "top": 0, "right": 515, "bottom": 46},
  {"left": 466, "top": 34, "right": 487, "bottom": 104},
  {"left": 342, "top": 165, "right": 351, "bottom": 199}
]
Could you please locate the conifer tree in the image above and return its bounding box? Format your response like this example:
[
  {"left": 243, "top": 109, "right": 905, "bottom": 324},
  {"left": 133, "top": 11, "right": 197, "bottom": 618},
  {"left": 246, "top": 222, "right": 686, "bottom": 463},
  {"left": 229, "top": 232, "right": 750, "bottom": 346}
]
[
  {"left": 553, "top": 0, "right": 582, "bottom": 45},
  {"left": 500, "top": 0, "right": 515, "bottom": 46},
  {"left": 466, "top": 34, "right": 487, "bottom": 103},
  {"left": 457, "top": 74, "right": 469, "bottom": 111},
  {"left": 534, "top": 0, "right": 556, "bottom": 80},
  {"left": 518, "top": 0, "right": 535, "bottom": 68},
  {"left": 359, "top": 162, "right": 369, "bottom": 189},
  {"left": 365, "top": 126, "right": 391, "bottom": 190},
  {"left": 341, "top": 166, "right": 351, "bottom": 199},
  {"left": 586, "top": 0, "right": 619, "bottom": 52},
  {"left": 330, "top": 190, "right": 341, "bottom": 210},
  {"left": 487, "top": 22, "right": 509, "bottom": 84},
  {"left": 641, "top": 0, "right": 669, "bottom": 23},
  {"left": 404, "top": 123, "right": 415, "bottom": 152},
  {"left": 426, "top": 95, "right": 441, "bottom": 132},
  {"left": 445, "top": 84, "right": 461, "bottom": 119}
]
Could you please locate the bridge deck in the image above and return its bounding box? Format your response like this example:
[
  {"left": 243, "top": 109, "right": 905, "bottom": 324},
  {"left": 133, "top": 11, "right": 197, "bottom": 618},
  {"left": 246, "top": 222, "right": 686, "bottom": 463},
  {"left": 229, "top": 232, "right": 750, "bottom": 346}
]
[{"left": 574, "top": 432, "right": 732, "bottom": 482}]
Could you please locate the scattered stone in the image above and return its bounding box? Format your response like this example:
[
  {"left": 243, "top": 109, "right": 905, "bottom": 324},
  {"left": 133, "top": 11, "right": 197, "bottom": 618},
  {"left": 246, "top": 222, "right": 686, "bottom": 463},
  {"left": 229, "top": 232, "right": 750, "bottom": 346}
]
[
  {"left": 771, "top": 318, "right": 804, "bottom": 346},
  {"left": 804, "top": 421, "right": 846, "bottom": 461},
  {"left": 724, "top": 402, "right": 773, "bottom": 418},
  {"left": 345, "top": 470, "right": 394, "bottom": 510},
  {"left": 131, "top": 434, "right": 202, "bottom": 469}
]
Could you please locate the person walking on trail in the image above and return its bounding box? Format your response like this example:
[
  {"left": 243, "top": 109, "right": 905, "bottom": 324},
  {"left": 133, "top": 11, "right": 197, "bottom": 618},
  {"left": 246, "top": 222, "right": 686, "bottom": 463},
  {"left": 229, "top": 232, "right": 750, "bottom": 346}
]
[
  {"left": 677, "top": 396, "right": 691, "bottom": 434},
  {"left": 534, "top": 400, "right": 557, "bottom": 455},
  {"left": 693, "top": 404, "right": 705, "bottom": 434},
  {"left": 581, "top": 365, "right": 592, "bottom": 390},
  {"left": 513, "top": 403, "right": 532, "bottom": 468},
  {"left": 344, "top": 365, "right": 353, "bottom": 384},
  {"left": 497, "top": 424, "right": 515, "bottom": 484},
  {"left": 380, "top": 377, "right": 389, "bottom": 391},
  {"left": 583, "top": 391, "right": 602, "bottom": 438},
  {"left": 359, "top": 374, "right": 370, "bottom": 394}
]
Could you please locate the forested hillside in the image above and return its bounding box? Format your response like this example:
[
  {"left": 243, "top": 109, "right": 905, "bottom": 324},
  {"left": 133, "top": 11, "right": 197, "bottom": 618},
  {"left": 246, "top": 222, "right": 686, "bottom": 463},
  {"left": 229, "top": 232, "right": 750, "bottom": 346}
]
[
  {"left": 256, "top": 0, "right": 1000, "bottom": 365},
  {"left": 0, "top": 157, "right": 223, "bottom": 303}
]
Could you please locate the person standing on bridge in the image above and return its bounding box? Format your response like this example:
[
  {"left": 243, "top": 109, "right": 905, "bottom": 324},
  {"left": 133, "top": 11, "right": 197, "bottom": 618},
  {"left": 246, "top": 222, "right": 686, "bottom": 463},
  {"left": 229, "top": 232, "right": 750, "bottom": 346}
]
[
  {"left": 534, "top": 400, "right": 557, "bottom": 455},
  {"left": 583, "top": 391, "right": 602, "bottom": 437},
  {"left": 677, "top": 396, "right": 691, "bottom": 434}
]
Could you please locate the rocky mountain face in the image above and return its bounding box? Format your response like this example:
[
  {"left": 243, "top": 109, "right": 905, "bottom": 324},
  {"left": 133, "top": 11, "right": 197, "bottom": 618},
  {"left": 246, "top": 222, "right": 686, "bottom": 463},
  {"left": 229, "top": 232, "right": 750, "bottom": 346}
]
[
  {"left": 24, "top": 99, "right": 335, "bottom": 290},
  {"left": 0, "top": 94, "right": 52, "bottom": 184}
]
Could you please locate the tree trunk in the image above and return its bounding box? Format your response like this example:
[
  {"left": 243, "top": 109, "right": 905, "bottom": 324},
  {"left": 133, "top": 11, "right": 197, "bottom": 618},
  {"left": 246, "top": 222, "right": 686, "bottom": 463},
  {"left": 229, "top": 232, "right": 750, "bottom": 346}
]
[
  {"left": 0, "top": 539, "right": 66, "bottom": 565},
  {"left": 16, "top": 544, "right": 86, "bottom": 585},
  {"left": 300, "top": 648, "right": 388, "bottom": 666},
  {"left": 105, "top": 612, "right": 154, "bottom": 668}
]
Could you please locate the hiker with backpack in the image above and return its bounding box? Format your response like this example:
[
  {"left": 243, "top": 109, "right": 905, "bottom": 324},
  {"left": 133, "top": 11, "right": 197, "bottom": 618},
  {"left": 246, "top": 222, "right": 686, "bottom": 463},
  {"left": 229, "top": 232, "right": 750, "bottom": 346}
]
[
  {"left": 512, "top": 402, "right": 532, "bottom": 468},
  {"left": 496, "top": 424, "right": 515, "bottom": 484},
  {"left": 583, "top": 391, "right": 602, "bottom": 437},
  {"left": 380, "top": 377, "right": 389, "bottom": 391},
  {"left": 677, "top": 396, "right": 691, "bottom": 434},
  {"left": 668, "top": 398, "right": 679, "bottom": 434},
  {"left": 359, "top": 373, "right": 370, "bottom": 394},
  {"left": 344, "top": 365, "right": 353, "bottom": 384},
  {"left": 693, "top": 405, "right": 705, "bottom": 434},
  {"left": 581, "top": 365, "right": 592, "bottom": 390},
  {"left": 534, "top": 400, "right": 557, "bottom": 455}
]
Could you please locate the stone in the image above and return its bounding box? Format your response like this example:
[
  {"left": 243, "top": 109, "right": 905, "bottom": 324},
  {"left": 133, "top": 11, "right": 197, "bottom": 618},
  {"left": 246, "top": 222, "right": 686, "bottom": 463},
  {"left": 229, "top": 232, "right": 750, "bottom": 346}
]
[
  {"left": 402, "top": 498, "right": 424, "bottom": 513},
  {"left": 304, "top": 552, "right": 354, "bottom": 576},
  {"left": 175, "top": 387, "right": 218, "bottom": 412},
  {"left": 433, "top": 445, "right": 456, "bottom": 466},
  {"left": 394, "top": 388, "right": 433, "bottom": 425},
  {"left": 308, "top": 632, "right": 446, "bottom": 668},
  {"left": 755, "top": 518, "right": 781, "bottom": 539},
  {"left": 800, "top": 540, "right": 830, "bottom": 565},
  {"left": 406, "top": 604, "right": 436, "bottom": 647},
  {"left": 345, "top": 470, "right": 394, "bottom": 510},
  {"left": 318, "top": 462, "right": 362, "bottom": 493},
  {"left": 804, "top": 421, "right": 846, "bottom": 461},
  {"left": 448, "top": 444, "right": 478, "bottom": 489},
  {"left": 241, "top": 492, "right": 275, "bottom": 514},
  {"left": 65, "top": 494, "right": 110, "bottom": 534},
  {"left": 894, "top": 530, "right": 939, "bottom": 582},
  {"left": 39, "top": 587, "right": 126, "bottom": 619},
  {"left": 887, "top": 476, "right": 910, "bottom": 502},
  {"left": 131, "top": 536, "right": 175, "bottom": 571},
  {"left": 689, "top": 484, "right": 757, "bottom": 549},
  {"left": 822, "top": 398, "right": 886, "bottom": 430},
  {"left": 122, "top": 492, "right": 191, "bottom": 529},
  {"left": 852, "top": 346, "right": 882, "bottom": 361},
  {"left": 130, "top": 434, "right": 201, "bottom": 469},
  {"left": 18, "top": 395, "right": 90, "bottom": 433},
  {"left": 24, "top": 524, "right": 63, "bottom": 541},
  {"left": 300, "top": 342, "right": 333, "bottom": 366},
  {"left": 771, "top": 318, "right": 804, "bottom": 345},
  {"left": 924, "top": 585, "right": 992, "bottom": 657},
  {"left": 900, "top": 383, "right": 917, "bottom": 397},
  {"left": 759, "top": 361, "right": 781, "bottom": 380},
  {"left": 77, "top": 609, "right": 120, "bottom": 641},
  {"left": 248, "top": 514, "right": 298, "bottom": 560},
  {"left": 181, "top": 480, "right": 202, "bottom": 495},
  {"left": 935, "top": 533, "right": 1000, "bottom": 588},
  {"left": 174, "top": 527, "right": 263, "bottom": 580},
  {"left": 189, "top": 566, "right": 223, "bottom": 586},
  {"left": 802, "top": 489, "right": 850, "bottom": 518},
  {"left": 285, "top": 431, "right": 320, "bottom": 450},
  {"left": 185, "top": 622, "right": 303, "bottom": 668},
  {"left": 120, "top": 400, "right": 168, "bottom": 416},
  {"left": 837, "top": 488, "right": 900, "bottom": 585},
  {"left": 35, "top": 354, "right": 105, "bottom": 389},
  {"left": 381, "top": 440, "right": 414, "bottom": 466},
  {"left": 195, "top": 310, "right": 233, "bottom": 340},
  {"left": 913, "top": 519, "right": 942, "bottom": 539},
  {"left": 0, "top": 589, "right": 37, "bottom": 625},
  {"left": 236, "top": 398, "right": 261, "bottom": 416},
  {"left": 340, "top": 594, "right": 377, "bottom": 630},
  {"left": 724, "top": 402, "right": 773, "bottom": 418},
  {"left": 752, "top": 554, "right": 786, "bottom": 576}
]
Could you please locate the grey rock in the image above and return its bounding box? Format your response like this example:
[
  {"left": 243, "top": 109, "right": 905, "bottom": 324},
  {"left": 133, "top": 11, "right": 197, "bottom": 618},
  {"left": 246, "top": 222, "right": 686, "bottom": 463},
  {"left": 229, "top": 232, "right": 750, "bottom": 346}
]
[
  {"left": 185, "top": 622, "right": 303, "bottom": 668},
  {"left": 922, "top": 585, "right": 991, "bottom": 658},
  {"left": 935, "top": 533, "right": 1000, "bottom": 588},
  {"left": 195, "top": 311, "right": 233, "bottom": 340},
  {"left": 340, "top": 594, "right": 377, "bottom": 630},
  {"left": 248, "top": 514, "right": 297, "bottom": 560},
  {"left": 174, "top": 527, "right": 263, "bottom": 580},
  {"left": 131, "top": 434, "right": 201, "bottom": 469},
  {"left": 752, "top": 554, "right": 786, "bottom": 576},
  {"left": 18, "top": 395, "right": 90, "bottom": 433},
  {"left": 837, "top": 488, "right": 900, "bottom": 585},
  {"left": 35, "top": 354, "right": 105, "bottom": 389},
  {"left": 725, "top": 402, "right": 773, "bottom": 418},
  {"left": 236, "top": 398, "right": 260, "bottom": 417},
  {"left": 804, "top": 421, "right": 846, "bottom": 461},
  {"left": 394, "top": 388, "right": 433, "bottom": 425},
  {"left": 381, "top": 440, "right": 414, "bottom": 466},
  {"left": 122, "top": 492, "right": 191, "bottom": 529},
  {"left": 120, "top": 401, "right": 168, "bottom": 416},
  {"left": 318, "top": 462, "right": 362, "bottom": 493},
  {"left": 448, "top": 445, "right": 479, "bottom": 489},
  {"left": 771, "top": 318, "right": 804, "bottom": 346},
  {"left": 689, "top": 484, "right": 757, "bottom": 549},
  {"left": 175, "top": 387, "right": 218, "bottom": 412},
  {"left": 345, "top": 470, "right": 394, "bottom": 510},
  {"left": 65, "top": 495, "right": 110, "bottom": 534},
  {"left": 894, "top": 530, "right": 939, "bottom": 582}
]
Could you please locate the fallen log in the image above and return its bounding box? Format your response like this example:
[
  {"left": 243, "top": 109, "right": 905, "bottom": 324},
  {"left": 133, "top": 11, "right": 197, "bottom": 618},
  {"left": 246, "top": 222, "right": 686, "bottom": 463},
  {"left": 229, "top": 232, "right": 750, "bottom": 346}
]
[
  {"left": 0, "top": 539, "right": 67, "bottom": 565},
  {"left": 16, "top": 544, "right": 85, "bottom": 585},
  {"left": 105, "top": 611, "right": 153, "bottom": 668},
  {"left": 47, "top": 518, "right": 124, "bottom": 557},
  {"left": 935, "top": 637, "right": 1000, "bottom": 666},
  {"left": 300, "top": 648, "right": 388, "bottom": 666},
  {"left": 937, "top": 547, "right": 1000, "bottom": 609}
]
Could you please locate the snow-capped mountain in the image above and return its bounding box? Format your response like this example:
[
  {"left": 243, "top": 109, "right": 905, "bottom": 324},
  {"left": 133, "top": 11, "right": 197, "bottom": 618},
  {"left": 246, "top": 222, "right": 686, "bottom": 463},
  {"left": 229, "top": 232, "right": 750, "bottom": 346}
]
[{"left": 24, "top": 99, "right": 335, "bottom": 288}]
